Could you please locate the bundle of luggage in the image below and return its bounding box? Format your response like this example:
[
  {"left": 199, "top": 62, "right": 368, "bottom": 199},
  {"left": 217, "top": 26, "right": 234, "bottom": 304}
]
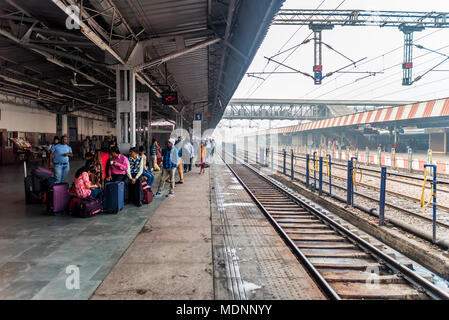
[
  {"left": 194, "top": 162, "right": 210, "bottom": 168},
  {"left": 24, "top": 164, "right": 153, "bottom": 218}
]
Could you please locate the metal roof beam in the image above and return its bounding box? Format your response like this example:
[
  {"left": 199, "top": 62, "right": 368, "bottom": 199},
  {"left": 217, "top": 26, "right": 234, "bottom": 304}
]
[
  {"left": 134, "top": 37, "right": 221, "bottom": 71},
  {"left": 51, "top": 0, "right": 126, "bottom": 65}
]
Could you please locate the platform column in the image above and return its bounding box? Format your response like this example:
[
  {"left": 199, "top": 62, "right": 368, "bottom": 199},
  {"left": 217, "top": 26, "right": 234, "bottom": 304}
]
[{"left": 116, "top": 69, "right": 136, "bottom": 153}]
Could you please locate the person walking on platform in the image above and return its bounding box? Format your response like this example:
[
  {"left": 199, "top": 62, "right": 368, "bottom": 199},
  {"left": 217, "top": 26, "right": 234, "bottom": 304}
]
[
  {"left": 150, "top": 138, "right": 160, "bottom": 171},
  {"left": 199, "top": 141, "right": 207, "bottom": 174},
  {"left": 182, "top": 139, "right": 194, "bottom": 172},
  {"left": 175, "top": 136, "right": 184, "bottom": 184},
  {"left": 155, "top": 138, "right": 178, "bottom": 197},
  {"left": 127, "top": 147, "right": 144, "bottom": 206},
  {"left": 50, "top": 135, "right": 73, "bottom": 183}
]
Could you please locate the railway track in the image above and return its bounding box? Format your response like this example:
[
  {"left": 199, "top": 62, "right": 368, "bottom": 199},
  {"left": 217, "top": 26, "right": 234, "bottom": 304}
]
[
  {"left": 270, "top": 153, "right": 449, "bottom": 212},
  {"left": 224, "top": 155, "right": 449, "bottom": 300}
]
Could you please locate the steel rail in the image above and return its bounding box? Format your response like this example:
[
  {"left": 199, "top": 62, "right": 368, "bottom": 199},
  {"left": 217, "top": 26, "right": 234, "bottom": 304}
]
[
  {"left": 263, "top": 151, "right": 449, "bottom": 228},
  {"left": 227, "top": 150, "right": 449, "bottom": 300},
  {"left": 221, "top": 154, "right": 340, "bottom": 300}
]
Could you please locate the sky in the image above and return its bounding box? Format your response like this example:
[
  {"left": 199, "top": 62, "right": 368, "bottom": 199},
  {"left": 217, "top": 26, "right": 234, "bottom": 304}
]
[
  {"left": 215, "top": 0, "right": 449, "bottom": 139},
  {"left": 233, "top": 0, "right": 449, "bottom": 102}
]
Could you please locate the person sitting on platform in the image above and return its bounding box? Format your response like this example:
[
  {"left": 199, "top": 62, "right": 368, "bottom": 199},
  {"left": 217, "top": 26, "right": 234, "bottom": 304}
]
[
  {"left": 74, "top": 167, "right": 102, "bottom": 200},
  {"left": 139, "top": 146, "right": 155, "bottom": 187},
  {"left": 127, "top": 147, "right": 144, "bottom": 207},
  {"left": 106, "top": 146, "right": 129, "bottom": 183},
  {"left": 155, "top": 138, "right": 178, "bottom": 197}
]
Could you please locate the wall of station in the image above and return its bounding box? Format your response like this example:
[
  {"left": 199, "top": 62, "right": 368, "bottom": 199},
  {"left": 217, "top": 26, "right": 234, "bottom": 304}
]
[{"left": 0, "top": 97, "right": 114, "bottom": 165}]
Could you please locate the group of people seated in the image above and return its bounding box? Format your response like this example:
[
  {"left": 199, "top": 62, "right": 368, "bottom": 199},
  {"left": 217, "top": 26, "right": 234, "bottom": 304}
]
[
  {"left": 70, "top": 145, "right": 154, "bottom": 207},
  {"left": 68, "top": 134, "right": 212, "bottom": 205}
]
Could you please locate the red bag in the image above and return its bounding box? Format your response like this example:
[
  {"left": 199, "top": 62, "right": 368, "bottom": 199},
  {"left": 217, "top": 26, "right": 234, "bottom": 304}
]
[
  {"left": 142, "top": 181, "right": 153, "bottom": 204},
  {"left": 69, "top": 197, "right": 81, "bottom": 214}
]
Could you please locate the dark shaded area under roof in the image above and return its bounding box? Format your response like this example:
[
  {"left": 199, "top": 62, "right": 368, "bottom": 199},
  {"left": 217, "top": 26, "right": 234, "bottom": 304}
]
[{"left": 0, "top": 0, "right": 285, "bottom": 131}]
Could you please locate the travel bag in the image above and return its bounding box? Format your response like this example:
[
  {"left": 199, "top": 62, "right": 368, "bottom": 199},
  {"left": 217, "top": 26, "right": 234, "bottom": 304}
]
[
  {"left": 46, "top": 183, "right": 70, "bottom": 215},
  {"left": 69, "top": 197, "right": 81, "bottom": 214},
  {"left": 142, "top": 181, "right": 153, "bottom": 204},
  {"left": 24, "top": 161, "right": 44, "bottom": 204},
  {"left": 74, "top": 196, "right": 102, "bottom": 218},
  {"left": 103, "top": 181, "right": 124, "bottom": 213},
  {"left": 31, "top": 166, "right": 54, "bottom": 192}
]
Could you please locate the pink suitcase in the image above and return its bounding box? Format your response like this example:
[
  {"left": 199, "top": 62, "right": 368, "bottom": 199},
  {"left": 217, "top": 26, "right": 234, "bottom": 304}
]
[{"left": 46, "top": 183, "right": 70, "bottom": 215}]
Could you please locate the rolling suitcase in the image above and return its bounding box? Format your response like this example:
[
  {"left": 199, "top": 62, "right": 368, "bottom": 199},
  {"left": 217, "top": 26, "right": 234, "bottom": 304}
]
[
  {"left": 46, "top": 183, "right": 70, "bottom": 215},
  {"left": 31, "top": 166, "right": 54, "bottom": 193},
  {"left": 74, "top": 197, "right": 102, "bottom": 218},
  {"left": 24, "top": 161, "right": 44, "bottom": 204},
  {"left": 103, "top": 181, "right": 124, "bottom": 213},
  {"left": 142, "top": 181, "right": 153, "bottom": 204}
]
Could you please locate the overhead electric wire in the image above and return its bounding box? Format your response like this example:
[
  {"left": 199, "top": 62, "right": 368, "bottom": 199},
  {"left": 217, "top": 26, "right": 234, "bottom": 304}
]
[
  {"left": 303, "top": 28, "right": 443, "bottom": 98},
  {"left": 313, "top": 42, "right": 449, "bottom": 99},
  {"left": 247, "top": 0, "right": 346, "bottom": 97},
  {"left": 338, "top": 45, "right": 449, "bottom": 99},
  {"left": 244, "top": 0, "right": 328, "bottom": 96},
  {"left": 372, "top": 74, "right": 449, "bottom": 99},
  {"left": 336, "top": 52, "right": 449, "bottom": 100}
]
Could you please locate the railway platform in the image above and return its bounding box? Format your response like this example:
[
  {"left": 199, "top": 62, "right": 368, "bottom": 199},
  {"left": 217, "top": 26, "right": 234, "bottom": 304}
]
[
  {"left": 91, "top": 156, "right": 324, "bottom": 300},
  {"left": 0, "top": 157, "right": 325, "bottom": 300}
]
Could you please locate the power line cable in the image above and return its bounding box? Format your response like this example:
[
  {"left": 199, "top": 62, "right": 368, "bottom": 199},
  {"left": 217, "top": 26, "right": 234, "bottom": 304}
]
[
  {"left": 303, "top": 29, "right": 443, "bottom": 97},
  {"left": 247, "top": 0, "right": 347, "bottom": 97},
  {"left": 313, "top": 43, "right": 449, "bottom": 99},
  {"left": 244, "top": 0, "right": 328, "bottom": 96}
]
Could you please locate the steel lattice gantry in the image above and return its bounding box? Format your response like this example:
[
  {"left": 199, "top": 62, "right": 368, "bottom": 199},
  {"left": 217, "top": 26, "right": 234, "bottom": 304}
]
[
  {"left": 222, "top": 99, "right": 412, "bottom": 120},
  {"left": 273, "top": 9, "right": 449, "bottom": 86}
]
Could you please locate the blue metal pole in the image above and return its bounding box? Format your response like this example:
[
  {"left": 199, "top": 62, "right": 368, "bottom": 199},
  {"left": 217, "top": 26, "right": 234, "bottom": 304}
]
[
  {"left": 379, "top": 166, "right": 387, "bottom": 226},
  {"left": 350, "top": 157, "right": 358, "bottom": 206},
  {"left": 313, "top": 151, "right": 317, "bottom": 192},
  {"left": 347, "top": 160, "right": 352, "bottom": 205},
  {"left": 291, "top": 150, "right": 294, "bottom": 180},
  {"left": 306, "top": 154, "right": 310, "bottom": 188},
  {"left": 283, "top": 149, "right": 286, "bottom": 175},
  {"left": 319, "top": 156, "right": 323, "bottom": 195},
  {"left": 271, "top": 147, "right": 274, "bottom": 170},
  {"left": 424, "top": 164, "right": 437, "bottom": 243},
  {"left": 328, "top": 154, "right": 332, "bottom": 197}
]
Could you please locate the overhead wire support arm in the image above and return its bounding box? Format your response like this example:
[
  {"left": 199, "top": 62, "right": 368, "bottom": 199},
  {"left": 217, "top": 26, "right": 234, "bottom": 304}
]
[
  {"left": 272, "top": 9, "right": 449, "bottom": 86},
  {"left": 264, "top": 56, "right": 315, "bottom": 80}
]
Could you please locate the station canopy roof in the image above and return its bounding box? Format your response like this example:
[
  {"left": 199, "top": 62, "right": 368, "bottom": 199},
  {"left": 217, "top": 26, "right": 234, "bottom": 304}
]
[{"left": 0, "top": 0, "right": 284, "bottom": 130}]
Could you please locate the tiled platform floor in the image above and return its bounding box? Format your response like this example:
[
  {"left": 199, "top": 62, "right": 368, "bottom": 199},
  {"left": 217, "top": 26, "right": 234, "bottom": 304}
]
[{"left": 0, "top": 160, "right": 170, "bottom": 299}]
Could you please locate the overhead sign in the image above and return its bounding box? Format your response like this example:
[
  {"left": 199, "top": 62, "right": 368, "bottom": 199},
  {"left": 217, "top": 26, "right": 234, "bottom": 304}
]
[
  {"left": 136, "top": 92, "right": 150, "bottom": 112},
  {"left": 162, "top": 91, "right": 178, "bottom": 105},
  {"left": 194, "top": 113, "right": 202, "bottom": 121}
]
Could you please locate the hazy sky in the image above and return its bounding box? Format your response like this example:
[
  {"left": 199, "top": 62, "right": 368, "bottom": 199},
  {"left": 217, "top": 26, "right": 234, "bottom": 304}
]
[{"left": 233, "top": 0, "right": 449, "bottom": 102}]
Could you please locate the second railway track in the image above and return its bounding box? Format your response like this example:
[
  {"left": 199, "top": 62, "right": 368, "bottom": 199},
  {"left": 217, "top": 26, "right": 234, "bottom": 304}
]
[{"left": 224, "top": 155, "right": 449, "bottom": 300}]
